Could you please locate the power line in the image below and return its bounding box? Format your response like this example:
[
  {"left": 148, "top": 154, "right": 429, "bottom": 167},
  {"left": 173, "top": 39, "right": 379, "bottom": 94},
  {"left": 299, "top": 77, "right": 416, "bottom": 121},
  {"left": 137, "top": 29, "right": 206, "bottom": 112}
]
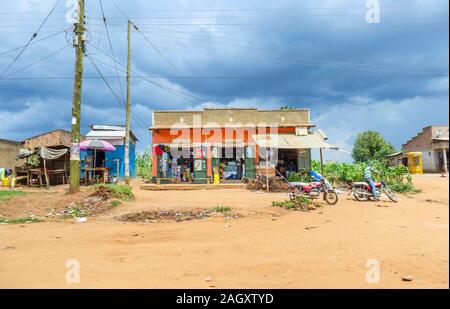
[
  {"left": 1, "top": 73, "right": 447, "bottom": 81},
  {"left": 112, "top": 0, "right": 179, "bottom": 72},
  {"left": 88, "top": 44, "right": 208, "bottom": 103},
  {"left": 107, "top": 30, "right": 447, "bottom": 76},
  {"left": 0, "top": 0, "right": 62, "bottom": 78},
  {"left": 98, "top": 0, "right": 125, "bottom": 102},
  {"left": 0, "top": 4, "right": 448, "bottom": 15},
  {"left": 85, "top": 49, "right": 148, "bottom": 130},
  {"left": 91, "top": 53, "right": 207, "bottom": 104},
  {"left": 1, "top": 44, "right": 69, "bottom": 79},
  {"left": 0, "top": 29, "right": 69, "bottom": 56}
]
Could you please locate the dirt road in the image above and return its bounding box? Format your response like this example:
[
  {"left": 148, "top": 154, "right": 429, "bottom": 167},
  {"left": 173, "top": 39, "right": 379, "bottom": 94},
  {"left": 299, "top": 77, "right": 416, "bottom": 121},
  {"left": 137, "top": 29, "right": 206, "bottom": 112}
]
[{"left": 0, "top": 174, "right": 448, "bottom": 288}]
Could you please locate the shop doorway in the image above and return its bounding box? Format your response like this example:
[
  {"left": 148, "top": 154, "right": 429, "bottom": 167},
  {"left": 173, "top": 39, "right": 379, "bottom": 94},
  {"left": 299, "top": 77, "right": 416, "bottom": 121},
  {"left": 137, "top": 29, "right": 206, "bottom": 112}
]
[
  {"left": 219, "top": 147, "right": 245, "bottom": 182},
  {"left": 276, "top": 149, "right": 299, "bottom": 178}
]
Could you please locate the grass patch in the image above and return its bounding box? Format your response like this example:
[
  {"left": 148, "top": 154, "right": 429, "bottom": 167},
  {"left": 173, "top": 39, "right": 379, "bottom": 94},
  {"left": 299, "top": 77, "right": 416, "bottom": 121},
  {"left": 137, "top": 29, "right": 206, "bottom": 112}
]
[
  {"left": 208, "top": 205, "right": 232, "bottom": 213},
  {"left": 389, "top": 183, "right": 421, "bottom": 193},
  {"left": 0, "top": 190, "right": 26, "bottom": 201},
  {"left": 109, "top": 200, "right": 122, "bottom": 208},
  {"left": 67, "top": 207, "right": 89, "bottom": 218},
  {"left": 272, "top": 195, "right": 312, "bottom": 210},
  {"left": 94, "top": 184, "right": 134, "bottom": 201},
  {"left": 0, "top": 216, "right": 41, "bottom": 224}
]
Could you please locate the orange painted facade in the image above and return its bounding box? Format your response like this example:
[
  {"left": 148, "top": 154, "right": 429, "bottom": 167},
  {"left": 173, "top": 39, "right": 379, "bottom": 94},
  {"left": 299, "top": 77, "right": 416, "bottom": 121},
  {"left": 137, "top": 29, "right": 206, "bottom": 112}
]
[{"left": 151, "top": 127, "right": 296, "bottom": 178}]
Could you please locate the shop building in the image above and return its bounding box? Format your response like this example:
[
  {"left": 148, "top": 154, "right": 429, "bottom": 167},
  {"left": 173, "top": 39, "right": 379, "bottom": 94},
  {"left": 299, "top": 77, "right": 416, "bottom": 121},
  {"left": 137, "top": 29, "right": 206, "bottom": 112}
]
[
  {"left": 150, "top": 108, "right": 336, "bottom": 184},
  {"left": 84, "top": 125, "right": 138, "bottom": 179}
]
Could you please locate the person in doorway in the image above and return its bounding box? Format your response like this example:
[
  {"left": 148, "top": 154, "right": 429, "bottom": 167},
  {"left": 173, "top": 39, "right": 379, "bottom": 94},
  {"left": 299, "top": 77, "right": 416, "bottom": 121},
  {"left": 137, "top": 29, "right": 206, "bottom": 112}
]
[
  {"left": 236, "top": 158, "right": 244, "bottom": 180},
  {"left": 286, "top": 161, "right": 297, "bottom": 179},
  {"left": 364, "top": 164, "right": 379, "bottom": 201}
]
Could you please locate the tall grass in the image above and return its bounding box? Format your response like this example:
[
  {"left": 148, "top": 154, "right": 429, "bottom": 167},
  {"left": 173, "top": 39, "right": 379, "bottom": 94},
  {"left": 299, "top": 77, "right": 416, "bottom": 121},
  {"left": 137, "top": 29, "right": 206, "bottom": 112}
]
[
  {"left": 136, "top": 147, "right": 153, "bottom": 180},
  {"left": 290, "top": 159, "right": 416, "bottom": 193}
]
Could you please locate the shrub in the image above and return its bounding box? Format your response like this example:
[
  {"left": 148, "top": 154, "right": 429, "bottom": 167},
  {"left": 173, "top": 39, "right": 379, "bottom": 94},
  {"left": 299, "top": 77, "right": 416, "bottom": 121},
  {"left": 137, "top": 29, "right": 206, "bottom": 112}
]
[
  {"left": 94, "top": 183, "right": 134, "bottom": 201},
  {"left": 309, "top": 159, "right": 418, "bottom": 193},
  {"left": 208, "top": 205, "right": 232, "bottom": 213},
  {"left": 67, "top": 207, "right": 89, "bottom": 218},
  {"left": 0, "top": 217, "right": 41, "bottom": 224},
  {"left": 136, "top": 147, "right": 153, "bottom": 180},
  {"left": 110, "top": 200, "right": 122, "bottom": 208},
  {"left": 272, "top": 195, "right": 311, "bottom": 210}
]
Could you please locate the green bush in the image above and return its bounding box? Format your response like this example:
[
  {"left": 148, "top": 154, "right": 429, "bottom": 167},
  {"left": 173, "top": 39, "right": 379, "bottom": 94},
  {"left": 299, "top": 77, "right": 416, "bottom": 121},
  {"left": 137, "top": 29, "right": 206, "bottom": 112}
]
[
  {"left": 208, "top": 205, "right": 232, "bottom": 213},
  {"left": 287, "top": 172, "right": 310, "bottom": 183},
  {"left": 272, "top": 195, "right": 311, "bottom": 210},
  {"left": 309, "top": 159, "right": 417, "bottom": 193},
  {"left": 0, "top": 217, "right": 41, "bottom": 224},
  {"left": 94, "top": 183, "right": 135, "bottom": 201},
  {"left": 109, "top": 200, "right": 122, "bottom": 208},
  {"left": 67, "top": 207, "right": 89, "bottom": 218},
  {"left": 136, "top": 147, "right": 153, "bottom": 180}
]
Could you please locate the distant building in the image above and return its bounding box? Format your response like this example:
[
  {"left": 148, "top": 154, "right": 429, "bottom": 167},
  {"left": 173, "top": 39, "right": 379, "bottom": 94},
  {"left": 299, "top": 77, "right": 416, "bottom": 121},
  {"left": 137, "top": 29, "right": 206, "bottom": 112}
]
[
  {"left": 22, "top": 129, "right": 73, "bottom": 149},
  {"left": 1, "top": 129, "right": 76, "bottom": 171},
  {"left": 0, "top": 139, "right": 23, "bottom": 169},
  {"left": 150, "top": 108, "right": 335, "bottom": 184},
  {"left": 388, "top": 126, "right": 449, "bottom": 173},
  {"left": 84, "top": 125, "right": 138, "bottom": 179}
]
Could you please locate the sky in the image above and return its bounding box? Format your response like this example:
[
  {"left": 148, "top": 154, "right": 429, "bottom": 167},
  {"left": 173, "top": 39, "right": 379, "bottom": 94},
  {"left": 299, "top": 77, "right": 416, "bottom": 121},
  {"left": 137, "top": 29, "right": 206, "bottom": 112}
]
[{"left": 0, "top": 0, "right": 448, "bottom": 162}]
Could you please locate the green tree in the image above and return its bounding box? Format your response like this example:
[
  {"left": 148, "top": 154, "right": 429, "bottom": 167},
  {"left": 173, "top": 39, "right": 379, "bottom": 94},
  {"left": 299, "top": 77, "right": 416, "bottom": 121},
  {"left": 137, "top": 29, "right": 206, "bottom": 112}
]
[{"left": 352, "top": 131, "right": 396, "bottom": 163}]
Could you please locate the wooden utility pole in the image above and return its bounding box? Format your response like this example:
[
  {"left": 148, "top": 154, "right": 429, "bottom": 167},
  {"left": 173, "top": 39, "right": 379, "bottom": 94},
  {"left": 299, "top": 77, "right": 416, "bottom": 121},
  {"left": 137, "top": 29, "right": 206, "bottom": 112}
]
[
  {"left": 319, "top": 148, "right": 324, "bottom": 176},
  {"left": 69, "top": 0, "right": 85, "bottom": 194},
  {"left": 124, "top": 20, "right": 132, "bottom": 185}
]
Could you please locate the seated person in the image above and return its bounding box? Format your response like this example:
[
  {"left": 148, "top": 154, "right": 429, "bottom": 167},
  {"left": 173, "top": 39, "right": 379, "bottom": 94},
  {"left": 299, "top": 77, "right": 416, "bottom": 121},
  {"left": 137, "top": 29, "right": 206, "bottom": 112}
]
[{"left": 309, "top": 170, "right": 332, "bottom": 189}]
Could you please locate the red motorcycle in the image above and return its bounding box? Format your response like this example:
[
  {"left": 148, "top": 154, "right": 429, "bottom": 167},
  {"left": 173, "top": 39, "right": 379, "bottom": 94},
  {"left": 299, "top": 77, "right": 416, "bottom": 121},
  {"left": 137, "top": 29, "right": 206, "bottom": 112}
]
[
  {"left": 351, "top": 181, "right": 398, "bottom": 202},
  {"left": 288, "top": 178, "right": 339, "bottom": 205}
]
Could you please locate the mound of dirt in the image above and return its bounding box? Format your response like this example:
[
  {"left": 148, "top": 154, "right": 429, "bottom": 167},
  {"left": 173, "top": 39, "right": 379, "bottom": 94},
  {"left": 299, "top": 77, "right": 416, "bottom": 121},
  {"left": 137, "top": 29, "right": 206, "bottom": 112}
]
[
  {"left": 115, "top": 210, "right": 210, "bottom": 223},
  {"left": 51, "top": 187, "right": 116, "bottom": 218}
]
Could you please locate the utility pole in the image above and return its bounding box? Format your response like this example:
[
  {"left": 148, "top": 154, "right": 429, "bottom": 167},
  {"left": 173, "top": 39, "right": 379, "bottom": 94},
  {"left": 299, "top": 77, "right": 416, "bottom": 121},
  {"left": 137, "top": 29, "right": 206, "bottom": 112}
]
[
  {"left": 124, "top": 20, "right": 132, "bottom": 185},
  {"left": 69, "top": 0, "right": 85, "bottom": 194}
]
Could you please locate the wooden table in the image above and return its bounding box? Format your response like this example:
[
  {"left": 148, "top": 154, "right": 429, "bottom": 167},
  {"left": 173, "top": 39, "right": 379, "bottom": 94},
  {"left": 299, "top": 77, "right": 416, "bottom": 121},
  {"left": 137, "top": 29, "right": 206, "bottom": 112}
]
[
  {"left": 83, "top": 167, "right": 111, "bottom": 185},
  {"left": 14, "top": 170, "right": 30, "bottom": 186}
]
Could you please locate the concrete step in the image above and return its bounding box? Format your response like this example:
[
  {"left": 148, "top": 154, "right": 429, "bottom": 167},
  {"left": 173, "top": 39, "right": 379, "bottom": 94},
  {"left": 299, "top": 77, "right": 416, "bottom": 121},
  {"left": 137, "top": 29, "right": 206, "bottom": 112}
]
[{"left": 140, "top": 183, "right": 247, "bottom": 191}]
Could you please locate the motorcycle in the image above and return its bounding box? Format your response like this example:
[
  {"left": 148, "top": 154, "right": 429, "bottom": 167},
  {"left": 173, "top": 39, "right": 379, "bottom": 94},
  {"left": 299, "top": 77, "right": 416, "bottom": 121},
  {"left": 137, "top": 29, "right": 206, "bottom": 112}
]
[
  {"left": 288, "top": 178, "right": 339, "bottom": 205},
  {"left": 351, "top": 181, "right": 398, "bottom": 202}
]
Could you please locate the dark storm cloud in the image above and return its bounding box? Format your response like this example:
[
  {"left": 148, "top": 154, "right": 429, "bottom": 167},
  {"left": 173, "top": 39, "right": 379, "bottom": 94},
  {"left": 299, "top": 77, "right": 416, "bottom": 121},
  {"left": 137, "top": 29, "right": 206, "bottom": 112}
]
[{"left": 0, "top": 0, "right": 448, "bottom": 158}]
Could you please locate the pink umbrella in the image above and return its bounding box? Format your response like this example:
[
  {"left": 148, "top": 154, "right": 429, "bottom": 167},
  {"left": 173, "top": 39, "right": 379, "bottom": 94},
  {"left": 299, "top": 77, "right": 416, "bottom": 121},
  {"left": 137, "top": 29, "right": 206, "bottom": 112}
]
[
  {"left": 80, "top": 139, "right": 116, "bottom": 151},
  {"left": 80, "top": 140, "right": 116, "bottom": 169}
]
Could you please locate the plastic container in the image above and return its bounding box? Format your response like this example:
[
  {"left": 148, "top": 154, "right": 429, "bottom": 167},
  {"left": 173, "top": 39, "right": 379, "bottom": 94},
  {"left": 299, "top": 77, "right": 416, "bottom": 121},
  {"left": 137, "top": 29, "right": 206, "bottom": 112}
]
[
  {"left": 2, "top": 177, "right": 10, "bottom": 187},
  {"left": 407, "top": 152, "right": 423, "bottom": 174}
]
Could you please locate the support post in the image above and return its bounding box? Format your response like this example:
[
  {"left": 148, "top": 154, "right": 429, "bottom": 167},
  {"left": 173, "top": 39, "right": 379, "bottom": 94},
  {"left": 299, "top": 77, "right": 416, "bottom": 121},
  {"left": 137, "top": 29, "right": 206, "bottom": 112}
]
[
  {"left": 442, "top": 149, "right": 448, "bottom": 176},
  {"left": 320, "top": 148, "right": 324, "bottom": 176},
  {"left": 266, "top": 148, "right": 270, "bottom": 192},
  {"left": 43, "top": 159, "right": 49, "bottom": 188},
  {"left": 124, "top": 20, "right": 132, "bottom": 185},
  {"left": 69, "top": 0, "right": 85, "bottom": 194}
]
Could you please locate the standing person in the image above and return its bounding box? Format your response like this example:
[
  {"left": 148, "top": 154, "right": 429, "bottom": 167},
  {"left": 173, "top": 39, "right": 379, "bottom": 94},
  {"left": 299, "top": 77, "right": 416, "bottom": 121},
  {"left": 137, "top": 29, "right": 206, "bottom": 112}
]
[
  {"left": 364, "top": 164, "right": 379, "bottom": 201},
  {"left": 286, "top": 161, "right": 297, "bottom": 179},
  {"left": 236, "top": 158, "right": 244, "bottom": 180}
]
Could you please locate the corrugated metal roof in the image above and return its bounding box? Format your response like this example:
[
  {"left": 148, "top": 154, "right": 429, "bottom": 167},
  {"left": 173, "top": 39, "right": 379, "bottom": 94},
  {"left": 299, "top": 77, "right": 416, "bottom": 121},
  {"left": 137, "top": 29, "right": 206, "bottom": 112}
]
[
  {"left": 86, "top": 126, "right": 139, "bottom": 142},
  {"left": 252, "top": 133, "right": 338, "bottom": 149}
]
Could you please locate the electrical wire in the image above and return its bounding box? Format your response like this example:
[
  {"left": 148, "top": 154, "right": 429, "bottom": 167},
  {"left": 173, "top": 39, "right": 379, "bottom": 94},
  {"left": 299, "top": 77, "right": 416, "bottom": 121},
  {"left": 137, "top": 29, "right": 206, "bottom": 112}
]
[
  {"left": 112, "top": 0, "right": 179, "bottom": 72},
  {"left": 0, "top": 29, "right": 69, "bottom": 56},
  {"left": 1, "top": 44, "right": 69, "bottom": 79},
  {"left": 88, "top": 43, "right": 208, "bottom": 103},
  {"left": 98, "top": 0, "right": 125, "bottom": 102},
  {"left": 85, "top": 49, "right": 148, "bottom": 130},
  {"left": 0, "top": 0, "right": 62, "bottom": 78}
]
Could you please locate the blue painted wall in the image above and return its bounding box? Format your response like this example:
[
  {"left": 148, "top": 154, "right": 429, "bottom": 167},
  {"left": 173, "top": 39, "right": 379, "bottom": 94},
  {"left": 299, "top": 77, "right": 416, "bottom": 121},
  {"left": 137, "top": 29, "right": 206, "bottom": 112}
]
[
  {"left": 104, "top": 143, "right": 136, "bottom": 179},
  {"left": 80, "top": 142, "right": 136, "bottom": 180}
]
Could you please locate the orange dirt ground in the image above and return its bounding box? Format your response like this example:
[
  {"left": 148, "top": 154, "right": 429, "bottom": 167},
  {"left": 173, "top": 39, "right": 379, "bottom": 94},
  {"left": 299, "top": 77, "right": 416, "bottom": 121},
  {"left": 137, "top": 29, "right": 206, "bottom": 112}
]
[{"left": 0, "top": 174, "right": 448, "bottom": 288}]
